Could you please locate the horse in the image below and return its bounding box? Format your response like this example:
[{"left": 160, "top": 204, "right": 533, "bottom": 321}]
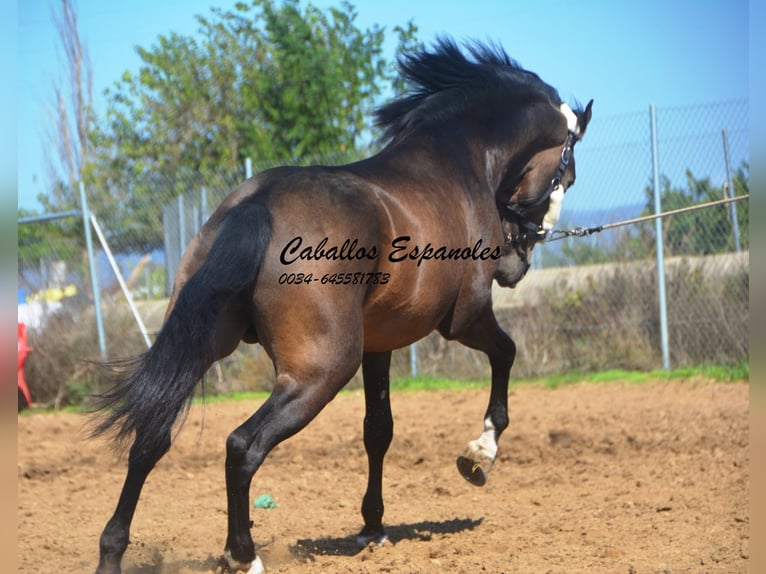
[{"left": 92, "top": 36, "right": 592, "bottom": 574}]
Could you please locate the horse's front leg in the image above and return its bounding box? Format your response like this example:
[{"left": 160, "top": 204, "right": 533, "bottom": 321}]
[
  {"left": 453, "top": 309, "right": 515, "bottom": 486},
  {"left": 357, "top": 351, "right": 393, "bottom": 545}
]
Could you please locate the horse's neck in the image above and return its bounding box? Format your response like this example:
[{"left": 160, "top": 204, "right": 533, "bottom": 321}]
[
  {"left": 358, "top": 118, "right": 543, "bottom": 204},
  {"left": 371, "top": 131, "right": 482, "bottom": 180}
]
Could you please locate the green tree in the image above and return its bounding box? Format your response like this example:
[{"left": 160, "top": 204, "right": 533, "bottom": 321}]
[
  {"left": 641, "top": 165, "right": 749, "bottom": 256},
  {"left": 729, "top": 163, "right": 749, "bottom": 249},
  {"left": 79, "top": 0, "right": 417, "bottom": 251},
  {"left": 602, "top": 164, "right": 749, "bottom": 263},
  {"left": 17, "top": 209, "right": 81, "bottom": 265},
  {"left": 554, "top": 162, "right": 749, "bottom": 267}
]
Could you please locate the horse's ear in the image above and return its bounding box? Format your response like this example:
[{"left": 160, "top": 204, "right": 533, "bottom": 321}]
[{"left": 578, "top": 99, "right": 594, "bottom": 137}]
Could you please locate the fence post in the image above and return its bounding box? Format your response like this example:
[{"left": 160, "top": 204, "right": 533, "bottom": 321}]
[
  {"left": 193, "top": 204, "right": 200, "bottom": 237},
  {"left": 201, "top": 187, "right": 208, "bottom": 225},
  {"left": 649, "top": 105, "right": 670, "bottom": 370},
  {"left": 178, "top": 193, "right": 186, "bottom": 257},
  {"left": 79, "top": 182, "right": 107, "bottom": 359},
  {"left": 39, "top": 257, "right": 48, "bottom": 324},
  {"left": 721, "top": 129, "right": 741, "bottom": 253}
]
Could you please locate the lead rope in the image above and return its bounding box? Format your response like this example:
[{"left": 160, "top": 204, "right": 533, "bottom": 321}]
[{"left": 516, "top": 194, "right": 748, "bottom": 244}]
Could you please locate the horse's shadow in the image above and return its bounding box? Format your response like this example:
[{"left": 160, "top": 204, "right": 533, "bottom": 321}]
[
  {"left": 290, "top": 516, "right": 484, "bottom": 561},
  {"left": 123, "top": 555, "right": 221, "bottom": 573},
  {"left": 120, "top": 517, "right": 483, "bottom": 571}
]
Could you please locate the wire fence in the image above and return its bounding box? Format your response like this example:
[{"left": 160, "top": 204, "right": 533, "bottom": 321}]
[{"left": 18, "top": 100, "right": 749, "bottom": 405}]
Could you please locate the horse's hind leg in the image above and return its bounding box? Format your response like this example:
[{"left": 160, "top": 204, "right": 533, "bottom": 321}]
[
  {"left": 222, "top": 351, "right": 362, "bottom": 572},
  {"left": 357, "top": 351, "right": 393, "bottom": 545},
  {"left": 96, "top": 430, "right": 171, "bottom": 574},
  {"left": 95, "top": 302, "right": 250, "bottom": 574}
]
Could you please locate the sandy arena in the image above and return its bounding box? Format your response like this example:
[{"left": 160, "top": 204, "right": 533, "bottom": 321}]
[{"left": 18, "top": 380, "right": 748, "bottom": 573}]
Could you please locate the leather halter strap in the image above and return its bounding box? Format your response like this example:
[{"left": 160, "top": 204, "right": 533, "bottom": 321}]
[{"left": 503, "top": 129, "right": 577, "bottom": 236}]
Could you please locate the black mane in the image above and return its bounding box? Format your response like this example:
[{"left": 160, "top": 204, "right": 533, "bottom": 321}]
[{"left": 375, "top": 36, "right": 562, "bottom": 143}]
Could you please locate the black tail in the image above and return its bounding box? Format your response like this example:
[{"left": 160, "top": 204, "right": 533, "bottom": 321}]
[{"left": 91, "top": 200, "right": 272, "bottom": 455}]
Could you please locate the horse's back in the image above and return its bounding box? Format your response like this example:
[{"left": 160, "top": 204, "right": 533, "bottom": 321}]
[{"left": 169, "top": 162, "right": 499, "bottom": 357}]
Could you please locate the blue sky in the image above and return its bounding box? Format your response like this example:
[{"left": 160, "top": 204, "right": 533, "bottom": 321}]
[{"left": 17, "top": 0, "right": 748, "bottom": 212}]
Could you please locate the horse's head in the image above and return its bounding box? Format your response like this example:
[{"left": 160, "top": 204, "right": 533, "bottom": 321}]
[
  {"left": 372, "top": 37, "right": 592, "bottom": 288},
  {"left": 494, "top": 99, "right": 593, "bottom": 287}
]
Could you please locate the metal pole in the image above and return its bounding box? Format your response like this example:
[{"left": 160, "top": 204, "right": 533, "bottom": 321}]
[
  {"left": 18, "top": 210, "right": 81, "bottom": 225},
  {"left": 79, "top": 182, "right": 107, "bottom": 359},
  {"left": 162, "top": 204, "right": 174, "bottom": 297},
  {"left": 193, "top": 205, "right": 200, "bottom": 237},
  {"left": 39, "top": 257, "right": 48, "bottom": 324},
  {"left": 245, "top": 157, "right": 253, "bottom": 179},
  {"left": 721, "top": 129, "right": 741, "bottom": 253},
  {"left": 89, "top": 214, "right": 152, "bottom": 349},
  {"left": 178, "top": 193, "right": 186, "bottom": 255},
  {"left": 650, "top": 105, "right": 670, "bottom": 370},
  {"left": 410, "top": 343, "right": 418, "bottom": 377},
  {"left": 201, "top": 187, "right": 208, "bottom": 225}
]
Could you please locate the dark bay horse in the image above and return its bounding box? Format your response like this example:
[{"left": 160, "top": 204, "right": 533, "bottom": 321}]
[{"left": 93, "top": 37, "right": 592, "bottom": 574}]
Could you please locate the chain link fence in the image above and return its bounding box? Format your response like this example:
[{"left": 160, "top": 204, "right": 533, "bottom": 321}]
[{"left": 18, "top": 100, "right": 748, "bottom": 405}]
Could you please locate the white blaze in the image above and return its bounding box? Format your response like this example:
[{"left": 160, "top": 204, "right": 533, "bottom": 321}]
[
  {"left": 560, "top": 102, "right": 579, "bottom": 134},
  {"left": 542, "top": 184, "right": 564, "bottom": 231},
  {"left": 540, "top": 103, "right": 579, "bottom": 231}
]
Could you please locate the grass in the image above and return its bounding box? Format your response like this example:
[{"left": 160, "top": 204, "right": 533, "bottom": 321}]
[
  {"left": 193, "top": 389, "right": 271, "bottom": 405},
  {"left": 20, "top": 362, "right": 748, "bottom": 415},
  {"left": 390, "top": 376, "right": 487, "bottom": 392},
  {"left": 390, "top": 361, "right": 749, "bottom": 393}
]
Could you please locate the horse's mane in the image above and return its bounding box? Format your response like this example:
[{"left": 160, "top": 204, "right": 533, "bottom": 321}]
[{"left": 375, "top": 36, "right": 562, "bottom": 143}]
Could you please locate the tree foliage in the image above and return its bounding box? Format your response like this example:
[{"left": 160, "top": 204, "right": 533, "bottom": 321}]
[
  {"left": 642, "top": 164, "right": 749, "bottom": 257},
  {"left": 64, "top": 0, "right": 417, "bottom": 251},
  {"left": 556, "top": 163, "right": 749, "bottom": 266},
  {"left": 18, "top": 211, "right": 82, "bottom": 267}
]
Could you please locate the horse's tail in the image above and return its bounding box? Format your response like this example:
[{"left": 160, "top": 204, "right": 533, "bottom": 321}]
[{"left": 91, "top": 200, "right": 272, "bottom": 455}]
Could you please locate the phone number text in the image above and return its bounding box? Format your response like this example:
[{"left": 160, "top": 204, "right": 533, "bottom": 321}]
[{"left": 278, "top": 272, "right": 390, "bottom": 286}]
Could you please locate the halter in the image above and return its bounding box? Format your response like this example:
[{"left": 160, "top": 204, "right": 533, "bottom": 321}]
[
  {"left": 503, "top": 103, "right": 580, "bottom": 247},
  {"left": 503, "top": 129, "right": 577, "bottom": 245}
]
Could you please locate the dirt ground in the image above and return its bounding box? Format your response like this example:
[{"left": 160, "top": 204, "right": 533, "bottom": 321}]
[{"left": 18, "top": 379, "right": 748, "bottom": 574}]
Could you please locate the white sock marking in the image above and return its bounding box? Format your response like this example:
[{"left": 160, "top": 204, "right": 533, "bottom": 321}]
[
  {"left": 224, "top": 550, "right": 266, "bottom": 573},
  {"left": 469, "top": 417, "right": 498, "bottom": 460}
]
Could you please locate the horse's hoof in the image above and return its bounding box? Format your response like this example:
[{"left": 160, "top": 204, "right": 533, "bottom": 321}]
[
  {"left": 356, "top": 527, "right": 389, "bottom": 547},
  {"left": 246, "top": 557, "right": 265, "bottom": 574},
  {"left": 456, "top": 454, "right": 490, "bottom": 486},
  {"left": 222, "top": 551, "right": 265, "bottom": 573},
  {"left": 95, "top": 557, "right": 122, "bottom": 574}
]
